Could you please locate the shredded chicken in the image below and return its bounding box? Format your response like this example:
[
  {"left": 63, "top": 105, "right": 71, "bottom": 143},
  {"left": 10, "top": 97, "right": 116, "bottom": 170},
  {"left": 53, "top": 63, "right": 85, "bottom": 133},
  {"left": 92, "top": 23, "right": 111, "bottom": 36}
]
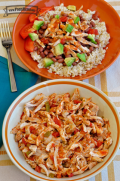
[{"left": 11, "top": 87, "right": 112, "bottom": 178}]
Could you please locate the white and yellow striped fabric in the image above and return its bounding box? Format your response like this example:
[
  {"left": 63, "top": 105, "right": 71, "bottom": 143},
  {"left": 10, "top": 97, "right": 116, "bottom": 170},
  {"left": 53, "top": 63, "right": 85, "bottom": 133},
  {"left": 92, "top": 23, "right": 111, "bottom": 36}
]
[{"left": 0, "top": 0, "right": 120, "bottom": 181}]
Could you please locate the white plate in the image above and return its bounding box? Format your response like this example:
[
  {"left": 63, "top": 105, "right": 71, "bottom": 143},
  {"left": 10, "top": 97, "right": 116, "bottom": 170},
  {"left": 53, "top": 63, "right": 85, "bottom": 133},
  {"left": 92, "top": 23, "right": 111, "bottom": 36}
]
[{"left": 2, "top": 79, "right": 120, "bottom": 181}]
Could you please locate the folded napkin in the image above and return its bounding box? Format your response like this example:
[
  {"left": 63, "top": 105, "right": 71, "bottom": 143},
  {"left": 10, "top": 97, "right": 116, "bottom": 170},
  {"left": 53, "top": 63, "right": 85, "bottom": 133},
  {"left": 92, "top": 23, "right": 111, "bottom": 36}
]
[{"left": 0, "top": 56, "right": 38, "bottom": 147}]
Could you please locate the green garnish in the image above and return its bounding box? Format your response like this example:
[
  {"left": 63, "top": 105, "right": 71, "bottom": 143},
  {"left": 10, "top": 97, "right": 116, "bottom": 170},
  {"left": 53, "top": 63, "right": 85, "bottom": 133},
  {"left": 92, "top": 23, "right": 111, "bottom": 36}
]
[
  {"left": 87, "top": 34, "right": 97, "bottom": 44},
  {"left": 26, "top": 150, "right": 31, "bottom": 156},
  {"left": 65, "top": 24, "right": 74, "bottom": 33},
  {"left": 44, "top": 131, "right": 51, "bottom": 137},
  {"left": 77, "top": 53, "right": 86, "bottom": 62},
  {"left": 33, "top": 20, "right": 44, "bottom": 30},
  {"left": 26, "top": 143, "right": 30, "bottom": 148},
  {"left": 74, "top": 17, "right": 80, "bottom": 24},
  {"left": 45, "top": 101, "right": 50, "bottom": 112},
  {"left": 49, "top": 173, "right": 54, "bottom": 178},
  {"left": 29, "top": 33, "right": 38, "bottom": 41},
  {"left": 55, "top": 15, "right": 59, "bottom": 19}
]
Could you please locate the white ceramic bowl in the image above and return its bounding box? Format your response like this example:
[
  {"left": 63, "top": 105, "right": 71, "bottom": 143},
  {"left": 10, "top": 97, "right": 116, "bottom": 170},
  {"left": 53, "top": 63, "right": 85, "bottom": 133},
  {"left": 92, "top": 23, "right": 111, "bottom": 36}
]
[{"left": 2, "top": 79, "right": 120, "bottom": 181}]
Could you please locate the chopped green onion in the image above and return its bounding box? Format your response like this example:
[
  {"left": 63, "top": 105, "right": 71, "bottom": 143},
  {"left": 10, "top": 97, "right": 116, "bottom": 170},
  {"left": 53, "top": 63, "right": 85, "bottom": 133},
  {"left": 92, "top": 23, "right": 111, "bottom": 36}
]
[
  {"left": 77, "top": 53, "right": 86, "bottom": 62},
  {"left": 26, "top": 150, "right": 31, "bottom": 157},
  {"left": 26, "top": 143, "right": 30, "bottom": 148},
  {"left": 44, "top": 131, "right": 51, "bottom": 137},
  {"left": 65, "top": 24, "right": 74, "bottom": 33},
  {"left": 74, "top": 17, "right": 80, "bottom": 24},
  {"left": 87, "top": 34, "right": 97, "bottom": 44},
  {"left": 45, "top": 101, "right": 50, "bottom": 112},
  {"left": 55, "top": 15, "right": 59, "bottom": 19},
  {"left": 49, "top": 173, "right": 54, "bottom": 178}
]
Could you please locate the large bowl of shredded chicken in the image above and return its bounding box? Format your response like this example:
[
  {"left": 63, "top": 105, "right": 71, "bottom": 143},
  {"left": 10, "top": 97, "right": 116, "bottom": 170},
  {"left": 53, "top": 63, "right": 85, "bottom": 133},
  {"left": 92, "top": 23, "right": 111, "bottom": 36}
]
[{"left": 2, "top": 79, "right": 120, "bottom": 181}]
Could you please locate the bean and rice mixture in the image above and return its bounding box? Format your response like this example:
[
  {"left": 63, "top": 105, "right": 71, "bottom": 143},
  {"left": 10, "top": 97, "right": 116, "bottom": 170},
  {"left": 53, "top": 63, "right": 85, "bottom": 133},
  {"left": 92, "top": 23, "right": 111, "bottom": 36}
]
[
  {"left": 30, "top": 3, "right": 110, "bottom": 77},
  {"left": 11, "top": 88, "right": 112, "bottom": 178}
]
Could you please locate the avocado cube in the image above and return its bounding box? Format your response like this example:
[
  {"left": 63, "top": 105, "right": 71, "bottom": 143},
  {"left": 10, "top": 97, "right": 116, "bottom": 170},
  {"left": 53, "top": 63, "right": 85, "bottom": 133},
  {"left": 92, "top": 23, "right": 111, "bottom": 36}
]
[
  {"left": 77, "top": 53, "right": 86, "bottom": 62},
  {"left": 67, "top": 5, "right": 76, "bottom": 11},
  {"left": 33, "top": 20, "right": 44, "bottom": 30},
  {"left": 29, "top": 33, "right": 38, "bottom": 41},
  {"left": 64, "top": 57, "right": 76, "bottom": 66},
  {"left": 55, "top": 43, "right": 64, "bottom": 56},
  {"left": 43, "top": 58, "right": 54, "bottom": 68}
]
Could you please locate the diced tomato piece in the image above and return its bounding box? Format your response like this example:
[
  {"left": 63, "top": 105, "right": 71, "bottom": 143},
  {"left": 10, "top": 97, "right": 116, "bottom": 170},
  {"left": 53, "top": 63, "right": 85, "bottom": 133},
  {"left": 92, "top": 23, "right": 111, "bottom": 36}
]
[
  {"left": 20, "top": 23, "right": 35, "bottom": 39},
  {"left": 83, "top": 109, "right": 87, "bottom": 114},
  {"left": 74, "top": 128, "right": 79, "bottom": 134},
  {"left": 22, "top": 138, "right": 27, "bottom": 145},
  {"left": 53, "top": 117, "right": 62, "bottom": 127},
  {"left": 44, "top": 123, "right": 47, "bottom": 127},
  {"left": 50, "top": 104, "right": 57, "bottom": 107},
  {"left": 60, "top": 38, "right": 66, "bottom": 44},
  {"left": 52, "top": 143, "right": 55, "bottom": 147},
  {"left": 73, "top": 100, "right": 82, "bottom": 104},
  {"left": 24, "top": 37, "right": 34, "bottom": 52},
  {"left": 38, "top": 7, "right": 53, "bottom": 15},
  {"left": 97, "top": 140, "right": 103, "bottom": 147},
  {"left": 60, "top": 16, "right": 68, "bottom": 22},
  {"left": 49, "top": 153, "right": 54, "bottom": 161},
  {"left": 69, "top": 155, "right": 73, "bottom": 159},
  {"left": 29, "top": 14, "right": 38, "bottom": 22},
  {"left": 35, "top": 166, "right": 41, "bottom": 173},
  {"left": 57, "top": 173, "right": 62, "bottom": 178},
  {"left": 30, "top": 126, "right": 35, "bottom": 133},
  {"left": 20, "top": 112, "right": 24, "bottom": 119},
  {"left": 90, "top": 122, "right": 92, "bottom": 127},
  {"left": 68, "top": 173, "right": 74, "bottom": 177},
  {"left": 52, "top": 131, "right": 60, "bottom": 137},
  {"left": 29, "top": 156, "right": 35, "bottom": 161},
  {"left": 64, "top": 47, "right": 68, "bottom": 53},
  {"left": 41, "top": 37, "right": 49, "bottom": 44},
  {"left": 88, "top": 28, "right": 98, "bottom": 35},
  {"left": 25, "top": 134, "right": 29, "bottom": 139}
]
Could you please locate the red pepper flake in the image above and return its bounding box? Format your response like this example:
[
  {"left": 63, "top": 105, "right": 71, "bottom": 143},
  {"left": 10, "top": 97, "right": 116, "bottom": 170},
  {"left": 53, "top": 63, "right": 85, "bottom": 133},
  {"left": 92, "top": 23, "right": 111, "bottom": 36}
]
[
  {"left": 73, "top": 100, "right": 82, "bottom": 104},
  {"left": 20, "top": 112, "right": 24, "bottom": 119},
  {"left": 43, "top": 122, "right": 47, "bottom": 127},
  {"left": 74, "top": 128, "right": 79, "bottom": 134},
  {"left": 90, "top": 122, "right": 92, "bottom": 127},
  {"left": 35, "top": 165, "right": 41, "bottom": 173},
  {"left": 52, "top": 131, "right": 60, "bottom": 137},
  {"left": 68, "top": 173, "right": 74, "bottom": 177},
  {"left": 22, "top": 138, "right": 27, "bottom": 145}
]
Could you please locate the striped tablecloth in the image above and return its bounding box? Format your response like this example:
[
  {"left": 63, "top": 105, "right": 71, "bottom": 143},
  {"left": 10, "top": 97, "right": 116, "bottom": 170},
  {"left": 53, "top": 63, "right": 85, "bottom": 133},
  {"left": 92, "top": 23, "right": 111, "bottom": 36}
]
[{"left": 0, "top": 0, "right": 120, "bottom": 181}]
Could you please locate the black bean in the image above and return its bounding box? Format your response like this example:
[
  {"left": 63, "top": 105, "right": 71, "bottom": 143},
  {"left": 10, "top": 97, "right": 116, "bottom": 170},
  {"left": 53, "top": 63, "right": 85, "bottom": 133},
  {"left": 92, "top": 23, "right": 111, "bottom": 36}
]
[
  {"left": 38, "top": 34, "right": 43, "bottom": 39},
  {"left": 47, "top": 45, "right": 51, "bottom": 49},
  {"left": 51, "top": 57, "right": 57, "bottom": 62},
  {"left": 44, "top": 50, "right": 49, "bottom": 55},
  {"left": 72, "top": 62, "right": 77, "bottom": 66},
  {"left": 39, "top": 47, "right": 44, "bottom": 52},
  {"left": 95, "top": 39, "right": 100, "bottom": 45},
  {"left": 39, "top": 29, "right": 44, "bottom": 34},
  {"left": 56, "top": 55, "right": 62, "bottom": 60},
  {"left": 48, "top": 53, "right": 54, "bottom": 58},
  {"left": 58, "top": 58, "right": 64, "bottom": 63},
  {"left": 92, "top": 12, "right": 98, "bottom": 20},
  {"left": 40, "top": 52, "right": 45, "bottom": 58},
  {"left": 89, "top": 46, "right": 94, "bottom": 52},
  {"left": 41, "top": 24, "right": 47, "bottom": 30},
  {"left": 86, "top": 52, "right": 90, "bottom": 56},
  {"left": 90, "top": 21, "right": 95, "bottom": 27},
  {"left": 65, "top": 54, "right": 71, "bottom": 58},
  {"left": 34, "top": 46, "right": 38, "bottom": 51}
]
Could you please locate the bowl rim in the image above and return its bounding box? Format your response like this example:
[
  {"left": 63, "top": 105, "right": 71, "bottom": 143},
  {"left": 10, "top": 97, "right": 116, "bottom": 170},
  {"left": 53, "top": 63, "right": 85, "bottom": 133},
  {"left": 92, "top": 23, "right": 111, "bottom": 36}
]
[
  {"left": 2, "top": 79, "right": 120, "bottom": 181},
  {"left": 12, "top": 0, "right": 120, "bottom": 80}
]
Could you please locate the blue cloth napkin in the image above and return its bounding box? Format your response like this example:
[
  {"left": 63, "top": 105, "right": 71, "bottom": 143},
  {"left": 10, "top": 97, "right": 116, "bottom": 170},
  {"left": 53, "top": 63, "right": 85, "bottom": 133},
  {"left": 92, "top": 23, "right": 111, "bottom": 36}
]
[{"left": 0, "top": 56, "right": 38, "bottom": 147}]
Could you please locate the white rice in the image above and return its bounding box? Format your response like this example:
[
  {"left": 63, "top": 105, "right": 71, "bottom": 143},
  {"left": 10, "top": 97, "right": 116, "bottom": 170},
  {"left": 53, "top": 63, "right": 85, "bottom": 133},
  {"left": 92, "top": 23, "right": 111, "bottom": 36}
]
[{"left": 30, "top": 3, "right": 110, "bottom": 77}]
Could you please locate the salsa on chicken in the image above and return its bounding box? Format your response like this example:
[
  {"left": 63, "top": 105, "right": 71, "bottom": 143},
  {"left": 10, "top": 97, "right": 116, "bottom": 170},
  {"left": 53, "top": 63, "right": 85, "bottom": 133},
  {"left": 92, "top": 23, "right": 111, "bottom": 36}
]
[{"left": 11, "top": 88, "right": 112, "bottom": 178}]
